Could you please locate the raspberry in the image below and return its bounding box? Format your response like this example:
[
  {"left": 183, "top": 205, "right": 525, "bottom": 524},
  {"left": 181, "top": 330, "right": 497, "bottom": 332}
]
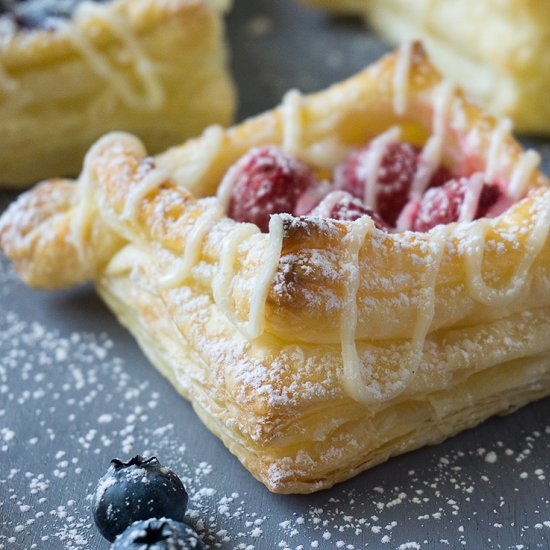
[
  {"left": 307, "top": 191, "right": 388, "bottom": 229},
  {"left": 411, "top": 177, "right": 501, "bottom": 232},
  {"left": 226, "top": 146, "right": 316, "bottom": 232},
  {"left": 428, "top": 165, "right": 454, "bottom": 189},
  {"left": 335, "top": 141, "right": 419, "bottom": 226},
  {"left": 477, "top": 183, "right": 501, "bottom": 217}
]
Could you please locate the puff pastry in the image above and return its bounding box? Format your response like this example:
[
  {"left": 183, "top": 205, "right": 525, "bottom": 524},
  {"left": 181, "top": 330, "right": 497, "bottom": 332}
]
[
  {"left": 303, "top": 0, "right": 550, "bottom": 135},
  {"left": 2, "top": 44, "right": 550, "bottom": 494},
  {"left": 0, "top": 0, "right": 235, "bottom": 188}
]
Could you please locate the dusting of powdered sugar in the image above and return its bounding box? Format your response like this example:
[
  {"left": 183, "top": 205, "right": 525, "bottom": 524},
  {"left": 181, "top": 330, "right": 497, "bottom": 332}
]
[
  {"left": 0, "top": 252, "right": 549, "bottom": 550},
  {"left": 0, "top": 254, "right": 17, "bottom": 297},
  {"left": 245, "top": 13, "right": 273, "bottom": 38}
]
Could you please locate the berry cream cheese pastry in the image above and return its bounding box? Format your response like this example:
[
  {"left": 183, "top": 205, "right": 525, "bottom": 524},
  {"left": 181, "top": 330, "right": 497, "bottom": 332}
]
[
  {"left": 302, "top": 0, "right": 550, "bottom": 135},
  {"left": 2, "top": 43, "right": 550, "bottom": 493},
  {"left": 0, "top": 0, "right": 235, "bottom": 187}
]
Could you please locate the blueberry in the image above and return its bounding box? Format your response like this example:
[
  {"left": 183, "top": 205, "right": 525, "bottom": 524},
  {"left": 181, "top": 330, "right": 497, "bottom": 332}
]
[
  {"left": 112, "top": 518, "right": 205, "bottom": 549},
  {"left": 93, "top": 455, "right": 189, "bottom": 542},
  {"left": 0, "top": 0, "right": 112, "bottom": 31},
  {"left": 14, "top": 11, "right": 56, "bottom": 31}
]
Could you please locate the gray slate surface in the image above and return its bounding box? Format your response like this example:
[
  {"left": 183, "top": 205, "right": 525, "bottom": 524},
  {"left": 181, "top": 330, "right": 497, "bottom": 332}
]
[{"left": 1, "top": 1, "right": 550, "bottom": 549}]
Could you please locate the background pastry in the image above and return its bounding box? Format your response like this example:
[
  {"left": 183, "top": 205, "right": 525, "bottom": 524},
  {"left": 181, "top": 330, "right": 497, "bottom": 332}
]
[
  {"left": 2, "top": 44, "right": 550, "bottom": 495},
  {"left": 0, "top": 0, "right": 235, "bottom": 187},
  {"left": 302, "top": 0, "right": 550, "bottom": 135}
]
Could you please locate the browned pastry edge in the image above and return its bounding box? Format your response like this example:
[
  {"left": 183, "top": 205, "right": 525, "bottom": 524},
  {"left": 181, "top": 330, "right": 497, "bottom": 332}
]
[{"left": 2, "top": 43, "right": 550, "bottom": 492}]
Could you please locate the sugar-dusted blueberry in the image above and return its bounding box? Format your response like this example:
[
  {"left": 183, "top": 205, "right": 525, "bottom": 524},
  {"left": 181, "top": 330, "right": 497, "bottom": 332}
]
[
  {"left": 92, "top": 455, "right": 188, "bottom": 542},
  {"left": 112, "top": 518, "right": 205, "bottom": 550}
]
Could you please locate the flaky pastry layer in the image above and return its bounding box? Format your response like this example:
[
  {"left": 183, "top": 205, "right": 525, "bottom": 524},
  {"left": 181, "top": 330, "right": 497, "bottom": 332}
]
[
  {"left": 303, "top": 0, "right": 550, "bottom": 134},
  {"left": 99, "top": 242, "right": 550, "bottom": 492},
  {"left": 1, "top": 44, "right": 550, "bottom": 492},
  {"left": 0, "top": 0, "right": 235, "bottom": 187}
]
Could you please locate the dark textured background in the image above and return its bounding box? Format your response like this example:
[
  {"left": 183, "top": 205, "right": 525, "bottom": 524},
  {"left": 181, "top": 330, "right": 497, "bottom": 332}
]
[{"left": 1, "top": 1, "right": 550, "bottom": 549}]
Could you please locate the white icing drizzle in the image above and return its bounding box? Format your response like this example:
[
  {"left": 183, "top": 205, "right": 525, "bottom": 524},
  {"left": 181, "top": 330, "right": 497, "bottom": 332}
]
[
  {"left": 282, "top": 89, "right": 351, "bottom": 169},
  {"left": 342, "top": 222, "right": 447, "bottom": 404},
  {"left": 508, "top": 149, "right": 541, "bottom": 200},
  {"left": 71, "top": 131, "right": 145, "bottom": 264},
  {"left": 159, "top": 203, "right": 224, "bottom": 289},
  {"left": 64, "top": 2, "right": 164, "bottom": 110},
  {"left": 212, "top": 214, "right": 283, "bottom": 340},
  {"left": 339, "top": 217, "right": 375, "bottom": 403},
  {"left": 281, "top": 89, "right": 303, "bottom": 156},
  {"left": 410, "top": 81, "right": 455, "bottom": 200},
  {"left": 358, "top": 125, "right": 401, "bottom": 209},
  {"left": 216, "top": 149, "right": 243, "bottom": 212},
  {"left": 458, "top": 173, "right": 484, "bottom": 223},
  {"left": 122, "top": 168, "right": 168, "bottom": 221},
  {"left": 175, "top": 125, "right": 224, "bottom": 193},
  {"left": 411, "top": 228, "right": 447, "bottom": 355},
  {"left": 464, "top": 191, "right": 550, "bottom": 307},
  {"left": 213, "top": 223, "right": 259, "bottom": 326},
  {"left": 396, "top": 229, "right": 448, "bottom": 401},
  {"left": 485, "top": 118, "right": 512, "bottom": 183},
  {"left": 393, "top": 41, "right": 413, "bottom": 116},
  {"left": 244, "top": 214, "right": 284, "bottom": 339}
]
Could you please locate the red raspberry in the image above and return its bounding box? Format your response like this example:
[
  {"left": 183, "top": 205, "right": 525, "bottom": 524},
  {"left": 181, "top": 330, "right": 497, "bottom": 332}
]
[
  {"left": 477, "top": 183, "right": 501, "bottom": 216},
  {"left": 307, "top": 191, "right": 388, "bottom": 229},
  {"left": 335, "top": 141, "right": 419, "bottom": 226},
  {"left": 411, "top": 177, "right": 501, "bottom": 232},
  {"left": 226, "top": 146, "right": 316, "bottom": 232},
  {"left": 429, "top": 165, "right": 454, "bottom": 189}
]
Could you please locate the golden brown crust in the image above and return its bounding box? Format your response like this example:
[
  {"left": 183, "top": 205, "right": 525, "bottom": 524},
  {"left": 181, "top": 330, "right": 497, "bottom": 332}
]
[
  {"left": 1, "top": 44, "right": 550, "bottom": 492},
  {"left": 303, "top": 0, "right": 550, "bottom": 134},
  {"left": 0, "top": 178, "right": 126, "bottom": 288},
  {"left": 0, "top": 0, "right": 235, "bottom": 187},
  {"left": 2, "top": 0, "right": 205, "bottom": 67},
  {"left": 98, "top": 244, "right": 550, "bottom": 492}
]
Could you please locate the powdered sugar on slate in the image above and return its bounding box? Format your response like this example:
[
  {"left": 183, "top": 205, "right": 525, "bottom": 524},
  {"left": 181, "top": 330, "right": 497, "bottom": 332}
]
[
  {"left": 0, "top": 256, "right": 17, "bottom": 298},
  {"left": 0, "top": 261, "right": 549, "bottom": 549}
]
